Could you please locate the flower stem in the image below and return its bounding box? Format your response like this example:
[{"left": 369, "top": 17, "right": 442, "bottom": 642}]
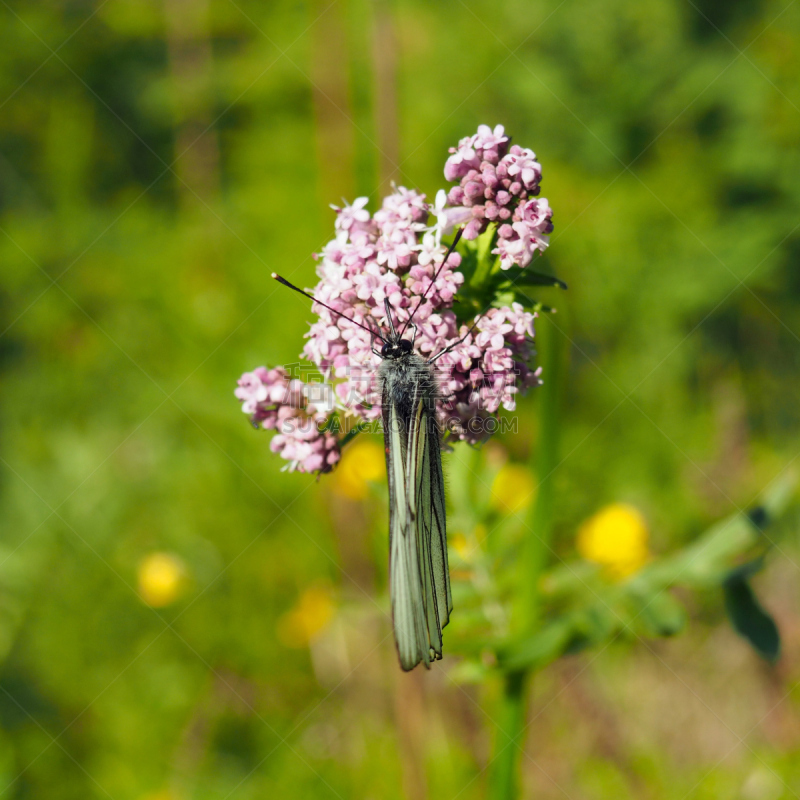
[
  {"left": 522, "top": 310, "right": 564, "bottom": 625},
  {"left": 489, "top": 310, "right": 565, "bottom": 799},
  {"left": 488, "top": 670, "right": 528, "bottom": 800}
]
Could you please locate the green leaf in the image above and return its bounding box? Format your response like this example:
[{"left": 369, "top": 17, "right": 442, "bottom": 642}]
[
  {"left": 475, "top": 226, "right": 496, "bottom": 265},
  {"left": 723, "top": 574, "right": 780, "bottom": 662},
  {"left": 496, "top": 618, "right": 574, "bottom": 671},
  {"left": 447, "top": 659, "right": 490, "bottom": 685},
  {"left": 633, "top": 590, "right": 687, "bottom": 637},
  {"left": 457, "top": 239, "right": 480, "bottom": 285},
  {"left": 496, "top": 268, "right": 568, "bottom": 290}
]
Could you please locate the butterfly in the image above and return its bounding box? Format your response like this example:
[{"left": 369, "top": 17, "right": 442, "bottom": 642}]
[{"left": 274, "top": 229, "right": 474, "bottom": 670}]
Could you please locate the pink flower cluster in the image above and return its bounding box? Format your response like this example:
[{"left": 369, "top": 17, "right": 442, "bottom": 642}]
[
  {"left": 302, "top": 182, "right": 542, "bottom": 443},
  {"left": 433, "top": 304, "right": 542, "bottom": 441},
  {"left": 444, "top": 124, "right": 553, "bottom": 269},
  {"left": 303, "top": 186, "right": 465, "bottom": 421},
  {"left": 235, "top": 367, "right": 340, "bottom": 473},
  {"left": 235, "top": 125, "right": 552, "bottom": 468}
]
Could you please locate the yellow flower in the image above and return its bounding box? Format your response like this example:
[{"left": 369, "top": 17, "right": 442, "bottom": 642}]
[
  {"left": 137, "top": 553, "right": 187, "bottom": 607},
  {"left": 277, "top": 584, "right": 336, "bottom": 648},
  {"left": 577, "top": 503, "right": 650, "bottom": 578},
  {"left": 490, "top": 464, "right": 536, "bottom": 513},
  {"left": 333, "top": 438, "right": 385, "bottom": 500}
]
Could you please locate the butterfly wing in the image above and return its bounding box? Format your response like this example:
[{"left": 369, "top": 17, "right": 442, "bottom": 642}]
[
  {"left": 418, "top": 399, "right": 452, "bottom": 636},
  {"left": 384, "top": 383, "right": 452, "bottom": 671},
  {"left": 408, "top": 397, "right": 452, "bottom": 661},
  {"left": 386, "top": 397, "right": 430, "bottom": 670}
]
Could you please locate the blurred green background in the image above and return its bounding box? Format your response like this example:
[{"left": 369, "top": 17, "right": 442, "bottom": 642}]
[{"left": 2, "top": 0, "right": 800, "bottom": 798}]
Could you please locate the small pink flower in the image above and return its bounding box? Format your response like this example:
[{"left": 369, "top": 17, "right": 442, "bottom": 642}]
[
  {"left": 518, "top": 197, "right": 553, "bottom": 233},
  {"left": 431, "top": 189, "right": 474, "bottom": 242},
  {"left": 502, "top": 146, "right": 542, "bottom": 191},
  {"left": 444, "top": 135, "right": 480, "bottom": 181},
  {"left": 331, "top": 196, "right": 373, "bottom": 238},
  {"left": 374, "top": 185, "right": 429, "bottom": 235},
  {"left": 472, "top": 124, "right": 508, "bottom": 154},
  {"left": 235, "top": 368, "right": 271, "bottom": 415},
  {"left": 493, "top": 231, "right": 534, "bottom": 269},
  {"left": 492, "top": 215, "right": 550, "bottom": 269}
]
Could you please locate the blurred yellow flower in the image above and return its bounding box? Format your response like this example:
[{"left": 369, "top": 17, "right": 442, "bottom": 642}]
[
  {"left": 450, "top": 525, "right": 486, "bottom": 563},
  {"left": 277, "top": 585, "right": 336, "bottom": 648},
  {"left": 490, "top": 463, "right": 536, "bottom": 513},
  {"left": 137, "top": 552, "right": 187, "bottom": 607},
  {"left": 138, "top": 791, "right": 177, "bottom": 800},
  {"left": 450, "top": 532, "right": 470, "bottom": 560},
  {"left": 577, "top": 503, "right": 650, "bottom": 578},
  {"left": 333, "top": 438, "right": 384, "bottom": 500}
]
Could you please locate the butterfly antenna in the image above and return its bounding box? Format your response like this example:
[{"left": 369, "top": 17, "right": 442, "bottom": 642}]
[
  {"left": 400, "top": 226, "right": 464, "bottom": 337},
  {"left": 383, "top": 297, "right": 399, "bottom": 339},
  {"left": 272, "top": 273, "right": 388, "bottom": 344}
]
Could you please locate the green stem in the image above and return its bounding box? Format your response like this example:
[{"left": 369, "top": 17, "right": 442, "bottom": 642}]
[
  {"left": 470, "top": 228, "right": 498, "bottom": 288},
  {"left": 522, "top": 311, "right": 564, "bottom": 627},
  {"left": 488, "top": 670, "right": 528, "bottom": 800},
  {"left": 489, "top": 310, "right": 566, "bottom": 799}
]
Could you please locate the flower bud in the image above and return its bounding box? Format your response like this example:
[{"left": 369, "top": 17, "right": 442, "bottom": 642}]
[
  {"left": 448, "top": 186, "right": 464, "bottom": 205},
  {"left": 464, "top": 181, "right": 485, "bottom": 201},
  {"left": 463, "top": 218, "right": 485, "bottom": 240},
  {"left": 498, "top": 224, "right": 514, "bottom": 238}
]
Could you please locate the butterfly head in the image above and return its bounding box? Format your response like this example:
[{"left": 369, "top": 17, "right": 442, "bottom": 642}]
[{"left": 381, "top": 337, "right": 413, "bottom": 360}]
